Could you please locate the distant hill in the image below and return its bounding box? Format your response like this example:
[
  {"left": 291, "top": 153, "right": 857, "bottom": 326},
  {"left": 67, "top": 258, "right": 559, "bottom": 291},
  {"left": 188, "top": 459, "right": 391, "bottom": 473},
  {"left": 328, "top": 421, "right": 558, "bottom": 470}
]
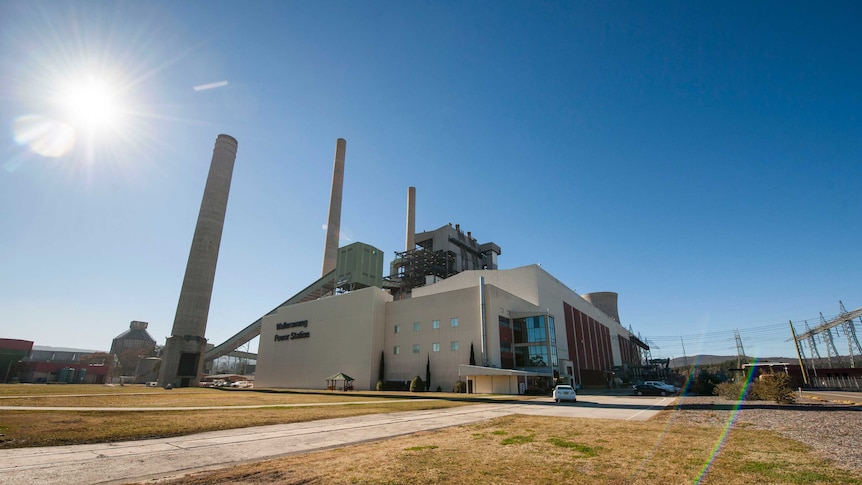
[{"left": 668, "top": 355, "right": 798, "bottom": 369}]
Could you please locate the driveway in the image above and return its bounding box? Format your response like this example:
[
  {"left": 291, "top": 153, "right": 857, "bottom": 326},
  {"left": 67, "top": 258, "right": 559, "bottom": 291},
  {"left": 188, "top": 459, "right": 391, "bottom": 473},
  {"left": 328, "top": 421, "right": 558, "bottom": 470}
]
[{"left": 0, "top": 395, "right": 672, "bottom": 485}]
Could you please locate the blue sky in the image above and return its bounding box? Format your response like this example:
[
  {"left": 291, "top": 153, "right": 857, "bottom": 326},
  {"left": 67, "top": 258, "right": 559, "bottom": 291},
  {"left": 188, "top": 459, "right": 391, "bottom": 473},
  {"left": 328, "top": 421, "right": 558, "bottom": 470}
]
[{"left": 1, "top": 1, "right": 860, "bottom": 361}]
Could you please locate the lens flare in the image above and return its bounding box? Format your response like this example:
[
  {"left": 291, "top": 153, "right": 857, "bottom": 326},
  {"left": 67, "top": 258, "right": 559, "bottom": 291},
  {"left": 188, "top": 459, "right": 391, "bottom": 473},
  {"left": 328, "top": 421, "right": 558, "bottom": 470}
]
[
  {"left": 13, "top": 115, "right": 76, "bottom": 158},
  {"left": 693, "top": 361, "right": 758, "bottom": 483}
]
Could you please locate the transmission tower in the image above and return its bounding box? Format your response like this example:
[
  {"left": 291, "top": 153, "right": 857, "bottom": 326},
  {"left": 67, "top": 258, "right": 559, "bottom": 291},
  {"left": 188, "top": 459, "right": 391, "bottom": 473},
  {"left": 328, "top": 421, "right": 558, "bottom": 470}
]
[
  {"left": 821, "top": 312, "right": 845, "bottom": 368},
  {"left": 734, "top": 329, "right": 746, "bottom": 368},
  {"left": 800, "top": 321, "right": 822, "bottom": 379},
  {"left": 637, "top": 331, "right": 653, "bottom": 364},
  {"left": 839, "top": 301, "right": 862, "bottom": 367}
]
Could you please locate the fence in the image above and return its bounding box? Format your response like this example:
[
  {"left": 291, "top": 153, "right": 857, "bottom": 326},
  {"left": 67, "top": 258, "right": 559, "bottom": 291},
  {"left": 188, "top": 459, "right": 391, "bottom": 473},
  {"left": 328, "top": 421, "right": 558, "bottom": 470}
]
[{"left": 809, "top": 375, "right": 862, "bottom": 390}]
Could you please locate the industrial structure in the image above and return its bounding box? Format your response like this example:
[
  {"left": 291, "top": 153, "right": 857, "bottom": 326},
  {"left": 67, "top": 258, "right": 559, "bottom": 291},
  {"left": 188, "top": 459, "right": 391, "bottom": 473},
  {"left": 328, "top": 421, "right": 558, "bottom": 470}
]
[
  {"left": 247, "top": 173, "right": 647, "bottom": 392},
  {"left": 110, "top": 321, "right": 156, "bottom": 357},
  {"left": 153, "top": 135, "right": 652, "bottom": 393},
  {"left": 386, "top": 222, "right": 501, "bottom": 299},
  {"left": 13, "top": 345, "right": 110, "bottom": 384},
  {"left": 200, "top": 138, "right": 364, "bottom": 366},
  {"left": 159, "top": 134, "right": 239, "bottom": 388},
  {"left": 0, "top": 339, "right": 33, "bottom": 383},
  {"left": 790, "top": 301, "right": 862, "bottom": 388}
]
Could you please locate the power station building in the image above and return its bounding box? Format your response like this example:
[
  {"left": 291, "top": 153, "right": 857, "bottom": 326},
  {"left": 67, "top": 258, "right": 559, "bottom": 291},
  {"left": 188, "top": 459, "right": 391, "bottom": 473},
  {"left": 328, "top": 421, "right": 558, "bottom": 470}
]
[
  {"left": 180, "top": 136, "right": 648, "bottom": 394},
  {"left": 255, "top": 225, "right": 646, "bottom": 393}
]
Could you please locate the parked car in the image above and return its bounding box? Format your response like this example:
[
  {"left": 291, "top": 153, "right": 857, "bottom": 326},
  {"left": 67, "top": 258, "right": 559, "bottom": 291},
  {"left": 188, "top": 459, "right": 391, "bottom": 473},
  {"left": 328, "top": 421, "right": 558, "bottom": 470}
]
[
  {"left": 553, "top": 384, "right": 577, "bottom": 402},
  {"left": 643, "top": 381, "right": 679, "bottom": 393},
  {"left": 633, "top": 383, "right": 671, "bottom": 396}
]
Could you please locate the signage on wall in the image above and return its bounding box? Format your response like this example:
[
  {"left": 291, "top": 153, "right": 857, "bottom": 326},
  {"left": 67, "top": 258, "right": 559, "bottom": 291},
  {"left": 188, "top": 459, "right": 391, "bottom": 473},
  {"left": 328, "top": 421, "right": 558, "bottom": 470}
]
[{"left": 274, "top": 320, "right": 310, "bottom": 341}]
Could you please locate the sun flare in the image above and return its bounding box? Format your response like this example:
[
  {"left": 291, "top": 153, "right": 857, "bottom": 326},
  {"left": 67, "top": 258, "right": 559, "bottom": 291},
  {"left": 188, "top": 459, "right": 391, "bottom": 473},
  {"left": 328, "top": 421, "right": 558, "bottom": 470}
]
[{"left": 58, "top": 75, "right": 124, "bottom": 130}]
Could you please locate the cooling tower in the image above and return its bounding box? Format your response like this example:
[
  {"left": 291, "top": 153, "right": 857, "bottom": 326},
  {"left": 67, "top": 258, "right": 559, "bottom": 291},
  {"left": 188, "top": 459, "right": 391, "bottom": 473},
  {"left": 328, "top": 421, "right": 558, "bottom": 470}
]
[
  {"left": 582, "top": 292, "right": 621, "bottom": 324},
  {"left": 159, "top": 134, "right": 238, "bottom": 388},
  {"left": 322, "top": 138, "right": 346, "bottom": 276}
]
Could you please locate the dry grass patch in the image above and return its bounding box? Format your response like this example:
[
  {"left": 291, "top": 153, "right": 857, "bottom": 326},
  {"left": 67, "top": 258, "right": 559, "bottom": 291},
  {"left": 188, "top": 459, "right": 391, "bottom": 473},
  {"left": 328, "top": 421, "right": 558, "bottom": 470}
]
[
  {"left": 0, "top": 384, "right": 157, "bottom": 396},
  {"left": 146, "top": 415, "right": 862, "bottom": 485},
  {"left": 0, "top": 384, "right": 526, "bottom": 407},
  {"left": 0, "top": 401, "right": 465, "bottom": 448},
  {"left": 0, "top": 385, "right": 412, "bottom": 407}
]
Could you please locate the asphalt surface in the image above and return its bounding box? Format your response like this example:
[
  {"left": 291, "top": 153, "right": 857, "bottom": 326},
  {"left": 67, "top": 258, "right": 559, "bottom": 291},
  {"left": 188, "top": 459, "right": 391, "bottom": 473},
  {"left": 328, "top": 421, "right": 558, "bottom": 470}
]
[
  {"left": 802, "top": 390, "right": 862, "bottom": 405},
  {"left": 0, "top": 394, "right": 672, "bottom": 485}
]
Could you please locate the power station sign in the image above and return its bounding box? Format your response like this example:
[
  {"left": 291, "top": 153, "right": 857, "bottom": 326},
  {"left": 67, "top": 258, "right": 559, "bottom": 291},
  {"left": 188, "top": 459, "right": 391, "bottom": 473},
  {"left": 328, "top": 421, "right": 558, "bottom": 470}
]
[{"left": 274, "top": 320, "right": 310, "bottom": 342}]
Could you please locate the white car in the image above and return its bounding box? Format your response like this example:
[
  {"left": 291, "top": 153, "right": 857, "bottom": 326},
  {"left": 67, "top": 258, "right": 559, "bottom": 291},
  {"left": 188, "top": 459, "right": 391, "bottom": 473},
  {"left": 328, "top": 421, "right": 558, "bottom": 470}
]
[
  {"left": 643, "top": 381, "right": 678, "bottom": 394},
  {"left": 553, "top": 384, "right": 577, "bottom": 402}
]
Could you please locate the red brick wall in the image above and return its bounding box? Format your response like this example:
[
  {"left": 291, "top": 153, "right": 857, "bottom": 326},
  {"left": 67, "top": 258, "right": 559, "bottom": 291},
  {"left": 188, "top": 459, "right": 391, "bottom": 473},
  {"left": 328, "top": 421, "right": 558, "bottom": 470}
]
[{"left": 564, "top": 301, "right": 613, "bottom": 385}]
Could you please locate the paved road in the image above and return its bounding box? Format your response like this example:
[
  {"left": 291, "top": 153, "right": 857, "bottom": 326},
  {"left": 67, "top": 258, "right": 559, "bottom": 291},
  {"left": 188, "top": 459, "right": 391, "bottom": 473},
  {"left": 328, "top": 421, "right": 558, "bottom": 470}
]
[
  {"left": 803, "top": 390, "right": 862, "bottom": 405},
  {"left": 0, "top": 395, "right": 671, "bottom": 485}
]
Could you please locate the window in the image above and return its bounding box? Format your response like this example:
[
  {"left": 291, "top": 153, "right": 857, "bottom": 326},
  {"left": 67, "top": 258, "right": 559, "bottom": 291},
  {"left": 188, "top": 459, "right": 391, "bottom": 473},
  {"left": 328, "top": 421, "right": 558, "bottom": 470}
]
[
  {"left": 513, "top": 316, "right": 552, "bottom": 344},
  {"left": 393, "top": 346, "right": 400, "bottom": 355},
  {"left": 432, "top": 342, "right": 440, "bottom": 352},
  {"left": 432, "top": 319, "right": 440, "bottom": 329},
  {"left": 451, "top": 341, "right": 459, "bottom": 351},
  {"left": 394, "top": 324, "right": 401, "bottom": 334},
  {"left": 450, "top": 317, "right": 459, "bottom": 327},
  {"left": 413, "top": 322, "right": 420, "bottom": 332},
  {"left": 413, "top": 344, "right": 420, "bottom": 354}
]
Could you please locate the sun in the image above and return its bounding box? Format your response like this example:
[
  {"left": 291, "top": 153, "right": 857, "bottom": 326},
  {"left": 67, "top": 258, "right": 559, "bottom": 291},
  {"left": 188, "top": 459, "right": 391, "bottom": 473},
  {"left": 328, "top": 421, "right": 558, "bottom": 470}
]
[{"left": 58, "top": 75, "right": 124, "bottom": 131}]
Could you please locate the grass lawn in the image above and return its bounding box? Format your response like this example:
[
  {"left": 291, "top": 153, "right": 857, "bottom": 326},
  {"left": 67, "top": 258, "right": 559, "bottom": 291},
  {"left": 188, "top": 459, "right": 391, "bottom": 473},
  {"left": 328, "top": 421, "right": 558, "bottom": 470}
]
[
  {"left": 0, "top": 384, "right": 425, "bottom": 407},
  {"left": 0, "top": 384, "right": 482, "bottom": 447},
  {"left": 2, "top": 384, "right": 860, "bottom": 484},
  {"left": 146, "top": 414, "right": 862, "bottom": 485}
]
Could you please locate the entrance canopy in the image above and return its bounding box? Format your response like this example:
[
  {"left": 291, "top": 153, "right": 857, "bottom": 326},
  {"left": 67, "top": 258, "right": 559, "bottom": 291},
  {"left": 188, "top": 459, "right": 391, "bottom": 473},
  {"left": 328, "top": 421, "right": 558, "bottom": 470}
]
[
  {"left": 457, "top": 364, "right": 544, "bottom": 378},
  {"left": 458, "top": 364, "right": 551, "bottom": 395}
]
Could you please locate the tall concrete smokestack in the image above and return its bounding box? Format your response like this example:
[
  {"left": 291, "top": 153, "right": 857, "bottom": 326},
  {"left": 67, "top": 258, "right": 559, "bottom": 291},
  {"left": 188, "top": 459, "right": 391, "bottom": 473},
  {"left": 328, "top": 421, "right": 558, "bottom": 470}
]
[
  {"left": 322, "top": 138, "right": 346, "bottom": 276},
  {"left": 158, "top": 134, "right": 238, "bottom": 388},
  {"left": 405, "top": 186, "right": 416, "bottom": 251}
]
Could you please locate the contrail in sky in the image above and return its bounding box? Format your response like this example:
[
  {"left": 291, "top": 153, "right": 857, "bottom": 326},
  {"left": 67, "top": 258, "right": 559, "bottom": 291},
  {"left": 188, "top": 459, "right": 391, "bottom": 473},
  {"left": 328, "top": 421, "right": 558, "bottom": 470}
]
[{"left": 193, "top": 80, "right": 229, "bottom": 91}]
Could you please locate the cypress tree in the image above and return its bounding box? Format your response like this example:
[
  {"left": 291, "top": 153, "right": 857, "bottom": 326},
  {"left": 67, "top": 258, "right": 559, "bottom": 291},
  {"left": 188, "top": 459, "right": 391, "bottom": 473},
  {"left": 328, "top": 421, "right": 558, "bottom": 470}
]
[
  {"left": 469, "top": 343, "right": 476, "bottom": 366},
  {"left": 425, "top": 354, "right": 431, "bottom": 391}
]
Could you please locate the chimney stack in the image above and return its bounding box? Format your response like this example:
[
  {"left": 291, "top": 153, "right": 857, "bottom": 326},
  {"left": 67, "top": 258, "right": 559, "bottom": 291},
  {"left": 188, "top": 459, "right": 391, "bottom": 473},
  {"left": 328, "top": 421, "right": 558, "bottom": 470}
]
[
  {"left": 405, "top": 186, "right": 416, "bottom": 251},
  {"left": 159, "top": 134, "right": 238, "bottom": 388},
  {"left": 321, "top": 138, "right": 346, "bottom": 276}
]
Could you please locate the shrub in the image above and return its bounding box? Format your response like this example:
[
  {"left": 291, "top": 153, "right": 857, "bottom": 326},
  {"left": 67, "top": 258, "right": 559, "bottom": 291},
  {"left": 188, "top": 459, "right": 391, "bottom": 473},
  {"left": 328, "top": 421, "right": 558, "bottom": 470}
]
[
  {"left": 453, "top": 380, "right": 466, "bottom": 393},
  {"left": 714, "top": 371, "right": 796, "bottom": 404},
  {"left": 750, "top": 371, "right": 796, "bottom": 404},
  {"left": 689, "top": 369, "right": 721, "bottom": 396},
  {"left": 376, "top": 380, "right": 384, "bottom": 391},
  {"left": 714, "top": 381, "right": 746, "bottom": 400},
  {"left": 436, "top": 386, "right": 442, "bottom": 392},
  {"left": 409, "top": 376, "right": 425, "bottom": 392}
]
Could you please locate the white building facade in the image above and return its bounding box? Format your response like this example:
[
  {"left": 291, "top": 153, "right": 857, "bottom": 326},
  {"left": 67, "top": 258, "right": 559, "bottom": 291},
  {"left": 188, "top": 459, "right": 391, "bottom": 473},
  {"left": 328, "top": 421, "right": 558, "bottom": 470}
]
[{"left": 256, "top": 265, "right": 641, "bottom": 394}]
